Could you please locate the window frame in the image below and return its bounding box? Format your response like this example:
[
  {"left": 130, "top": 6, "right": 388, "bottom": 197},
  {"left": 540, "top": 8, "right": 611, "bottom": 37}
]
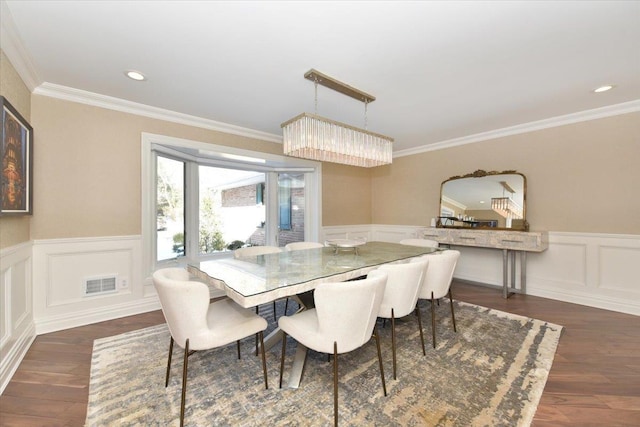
[{"left": 141, "top": 132, "right": 322, "bottom": 276}]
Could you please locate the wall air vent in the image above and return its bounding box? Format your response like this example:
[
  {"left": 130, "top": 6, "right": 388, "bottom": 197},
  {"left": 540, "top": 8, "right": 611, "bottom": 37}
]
[{"left": 84, "top": 275, "right": 117, "bottom": 296}]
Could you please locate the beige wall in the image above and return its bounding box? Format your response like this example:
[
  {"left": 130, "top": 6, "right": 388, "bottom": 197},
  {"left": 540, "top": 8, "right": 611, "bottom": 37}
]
[
  {"left": 29, "top": 95, "right": 373, "bottom": 239},
  {"left": 30, "top": 95, "right": 287, "bottom": 239},
  {"left": 372, "top": 112, "right": 640, "bottom": 234},
  {"left": 322, "top": 162, "right": 372, "bottom": 225},
  {"left": 0, "top": 50, "right": 31, "bottom": 248},
  {"left": 5, "top": 52, "right": 639, "bottom": 242}
]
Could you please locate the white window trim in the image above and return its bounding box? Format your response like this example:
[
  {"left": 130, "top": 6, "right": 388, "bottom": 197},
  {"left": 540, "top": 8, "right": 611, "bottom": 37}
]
[{"left": 141, "top": 132, "right": 322, "bottom": 277}]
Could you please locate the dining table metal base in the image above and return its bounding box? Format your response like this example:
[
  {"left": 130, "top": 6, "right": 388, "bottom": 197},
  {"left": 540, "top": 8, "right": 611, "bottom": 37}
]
[{"left": 262, "top": 292, "right": 314, "bottom": 389}]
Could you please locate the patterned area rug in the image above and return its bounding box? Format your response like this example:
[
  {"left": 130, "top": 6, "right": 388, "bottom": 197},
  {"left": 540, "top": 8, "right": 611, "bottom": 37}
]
[{"left": 86, "top": 300, "right": 562, "bottom": 426}]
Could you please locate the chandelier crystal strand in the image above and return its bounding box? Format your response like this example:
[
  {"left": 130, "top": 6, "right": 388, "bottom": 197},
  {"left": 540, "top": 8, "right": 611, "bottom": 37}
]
[
  {"left": 281, "top": 69, "right": 393, "bottom": 167},
  {"left": 282, "top": 113, "right": 392, "bottom": 167}
]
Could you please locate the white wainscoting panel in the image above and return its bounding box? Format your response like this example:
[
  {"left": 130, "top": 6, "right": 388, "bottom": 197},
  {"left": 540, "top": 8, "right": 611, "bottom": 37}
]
[
  {"left": 526, "top": 232, "right": 640, "bottom": 315},
  {"left": 321, "top": 225, "right": 372, "bottom": 243},
  {"left": 599, "top": 244, "right": 640, "bottom": 292},
  {"left": 322, "top": 225, "right": 640, "bottom": 316},
  {"left": 0, "top": 241, "right": 34, "bottom": 394},
  {"left": 32, "top": 236, "right": 160, "bottom": 334},
  {"left": 3, "top": 228, "right": 637, "bottom": 392}
]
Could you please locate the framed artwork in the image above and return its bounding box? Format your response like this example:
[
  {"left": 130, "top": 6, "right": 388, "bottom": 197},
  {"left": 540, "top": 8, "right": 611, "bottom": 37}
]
[{"left": 1, "top": 96, "right": 33, "bottom": 215}]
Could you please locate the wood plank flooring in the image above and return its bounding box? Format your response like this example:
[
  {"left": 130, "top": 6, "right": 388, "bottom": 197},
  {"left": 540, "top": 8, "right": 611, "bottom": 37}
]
[{"left": 1, "top": 282, "right": 639, "bottom": 426}]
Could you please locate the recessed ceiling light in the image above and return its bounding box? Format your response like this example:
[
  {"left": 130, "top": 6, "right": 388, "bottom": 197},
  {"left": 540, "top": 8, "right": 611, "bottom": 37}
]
[
  {"left": 593, "top": 85, "right": 614, "bottom": 93},
  {"left": 125, "top": 70, "right": 146, "bottom": 81}
]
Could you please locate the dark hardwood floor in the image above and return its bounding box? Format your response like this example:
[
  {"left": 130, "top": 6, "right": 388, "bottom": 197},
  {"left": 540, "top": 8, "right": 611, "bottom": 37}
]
[{"left": 1, "top": 282, "right": 639, "bottom": 426}]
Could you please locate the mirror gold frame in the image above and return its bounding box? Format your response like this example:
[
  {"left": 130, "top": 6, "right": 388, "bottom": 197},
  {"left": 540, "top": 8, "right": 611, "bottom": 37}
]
[{"left": 438, "top": 169, "right": 529, "bottom": 231}]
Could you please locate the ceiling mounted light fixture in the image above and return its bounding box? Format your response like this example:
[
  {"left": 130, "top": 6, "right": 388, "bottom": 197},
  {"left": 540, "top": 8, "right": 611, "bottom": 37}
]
[
  {"left": 593, "top": 85, "right": 614, "bottom": 93},
  {"left": 125, "top": 70, "right": 146, "bottom": 81},
  {"left": 281, "top": 69, "right": 393, "bottom": 167}
]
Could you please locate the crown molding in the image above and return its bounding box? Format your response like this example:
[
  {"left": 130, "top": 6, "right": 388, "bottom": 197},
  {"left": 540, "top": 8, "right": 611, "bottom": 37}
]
[
  {"left": 0, "top": 0, "right": 41, "bottom": 91},
  {"left": 442, "top": 195, "right": 466, "bottom": 211},
  {"left": 33, "top": 82, "right": 283, "bottom": 144},
  {"left": 4, "top": 0, "right": 637, "bottom": 154},
  {"left": 394, "top": 99, "right": 640, "bottom": 158}
]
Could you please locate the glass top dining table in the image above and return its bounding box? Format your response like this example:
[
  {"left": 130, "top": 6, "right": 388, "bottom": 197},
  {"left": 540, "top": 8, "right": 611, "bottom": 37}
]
[{"left": 188, "top": 241, "right": 440, "bottom": 309}]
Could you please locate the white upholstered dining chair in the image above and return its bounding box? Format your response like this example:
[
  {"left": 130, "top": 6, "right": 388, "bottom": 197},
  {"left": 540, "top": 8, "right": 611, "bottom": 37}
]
[
  {"left": 376, "top": 258, "right": 429, "bottom": 379},
  {"left": 233, "top": 245, "right": 283, "bottom": 258},
  {"left": 399, "top": 238, "right": 439, "bottom": 248},
  {"left": 285, "top": 241, "right": 325, "bottom": 251},
  {"left": 416, "top": 250, "right": 461, "bottom": 348},
  {"left": 278, "top": 270, "right": 389, "bottom": 427},
  {"left": 234, "top": 245, "right": 283, "bottom": 321},
  {"left": 152, "top": 268, "right": 269, "bottom": 427}
]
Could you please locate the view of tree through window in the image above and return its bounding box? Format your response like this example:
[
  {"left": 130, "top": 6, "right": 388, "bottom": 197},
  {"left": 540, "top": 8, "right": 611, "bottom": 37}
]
[
  {"left": 199, "top": 166, "right": 266, "bottom": 254},
  {"left": 155, "top": 153, "right": 310, "bottom": 262},
  {"left": 156, "top": 156, "right": 184, "bottom": 260}
]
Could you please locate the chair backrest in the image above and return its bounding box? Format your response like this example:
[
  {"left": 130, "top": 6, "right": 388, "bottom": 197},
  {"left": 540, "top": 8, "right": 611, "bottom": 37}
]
[
  {"left": 417, "top": 250, "right": 460, "bottom": 300},
  {"left": 376, "top": 259, "right": 428, "bottom": 318},
  {"left": 285, "top": 241, "right": 325, "bottom": 251},
  {"left": 313, "top": 270, "right": 388, "bottom": 354},
  {"left": 152, "top": 268, "right": 211, "bottom": 347},
  {"left": 399, "top": 238, "right": 439, "bottom": 248},
  {"left": 234, "top": 245, "right": 282, "bottom": 259}
]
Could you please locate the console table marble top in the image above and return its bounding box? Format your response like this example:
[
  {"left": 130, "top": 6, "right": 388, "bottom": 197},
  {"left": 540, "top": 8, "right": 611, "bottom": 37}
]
[{"left": 423, "top": 228, "right": 548, "bottom": 252}]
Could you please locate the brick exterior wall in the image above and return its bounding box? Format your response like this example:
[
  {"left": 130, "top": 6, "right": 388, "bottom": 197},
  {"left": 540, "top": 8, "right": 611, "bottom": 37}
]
[
  {"left": 248, "top": 186, "right": 305, "bottom": 246},
  {"left": 222, "top": 184, "right": 259, "bottom": 207}
]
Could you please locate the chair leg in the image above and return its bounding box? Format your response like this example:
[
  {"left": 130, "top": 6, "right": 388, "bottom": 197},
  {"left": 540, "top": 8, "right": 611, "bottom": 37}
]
[
  {"left": 273, "top": 301, "right": 277, "bottom": 322},
  {"left": 255, "top": 331, "right": 260, "bottom": 356},
  {"left": 449, "top": 288, "right": 457, "bottom": 333},
  {"left": 279, "top": 332, "right": 287, "bottom": 388},
  {"left": 373, "top": 325, "right": 387, "bottom": 397},
  {"left": 237, "top": 340, "right": 241, "bottom": 359},
  {"left": 415, "top": 305, "right": 426, "bottom": 356},
  {"left": 430, "top": 292, "right": 436, "bottom": 349},
  {"left": 258, "top": 331, "right": 268, "bottom": 389},
  {"left": 284, "top": 297, "right": 289, "bottom": 315},
  {"left": 391, "top": 308, "right": 397, "bottom": 380},
  {"left": 180, "top": 338, "right": 189, "bottom": 427},
  {"left": 255, "top": 306, "right": 260, "bottom": 356},
  {"left": 165, "top": 337, "right": 174, "bottom": 387},
  {"left": 333, "top": 341, "right": 338, "bottom": 427}
]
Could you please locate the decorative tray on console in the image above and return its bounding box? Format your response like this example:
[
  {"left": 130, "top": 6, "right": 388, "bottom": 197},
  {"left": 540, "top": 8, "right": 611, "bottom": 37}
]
[{"left": 325, "top": 239, "right": 366, "bottom": 254}]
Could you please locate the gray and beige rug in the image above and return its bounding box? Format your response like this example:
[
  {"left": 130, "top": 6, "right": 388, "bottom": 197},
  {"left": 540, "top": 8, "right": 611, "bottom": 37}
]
[{"left": 86, "top": 300, "right": 562, "bottom": 426}]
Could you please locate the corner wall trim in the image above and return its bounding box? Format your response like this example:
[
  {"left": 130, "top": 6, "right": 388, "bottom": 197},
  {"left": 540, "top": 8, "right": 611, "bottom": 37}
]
[{"left": 393, "top": 100, "right": 640, "bottom": 158}]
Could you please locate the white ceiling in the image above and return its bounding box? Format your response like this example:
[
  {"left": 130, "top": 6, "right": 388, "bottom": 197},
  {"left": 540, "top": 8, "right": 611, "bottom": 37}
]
[{"left": 2, "top": 1, "right": 639, "bottom": 154}]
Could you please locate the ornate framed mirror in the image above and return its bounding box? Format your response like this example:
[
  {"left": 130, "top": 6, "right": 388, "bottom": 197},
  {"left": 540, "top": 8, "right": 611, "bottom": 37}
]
[{"left": 438, "top": 170, "right": 529, "bottom": 231}]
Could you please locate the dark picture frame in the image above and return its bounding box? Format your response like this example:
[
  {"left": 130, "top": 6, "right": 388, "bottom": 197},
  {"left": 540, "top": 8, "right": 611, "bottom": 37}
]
[{"left": 1, "top": 96, "right": 33, "bottom": 215}]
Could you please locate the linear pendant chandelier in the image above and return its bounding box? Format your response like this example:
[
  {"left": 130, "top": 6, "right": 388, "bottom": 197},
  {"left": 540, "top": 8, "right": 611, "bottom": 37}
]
[{"left": 281, "top": 69, "right": 393, "bottom": 168}]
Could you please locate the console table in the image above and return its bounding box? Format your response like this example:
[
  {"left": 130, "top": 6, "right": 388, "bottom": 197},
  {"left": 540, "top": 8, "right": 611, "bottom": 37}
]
[{"left": 422, "top": 228, "right": 548, "bottom": 298}]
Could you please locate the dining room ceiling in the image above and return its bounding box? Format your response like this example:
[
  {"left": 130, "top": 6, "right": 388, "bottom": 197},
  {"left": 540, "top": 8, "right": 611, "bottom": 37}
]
[{"left": 2, "top": 0, "right": 639, "bottom": 154}]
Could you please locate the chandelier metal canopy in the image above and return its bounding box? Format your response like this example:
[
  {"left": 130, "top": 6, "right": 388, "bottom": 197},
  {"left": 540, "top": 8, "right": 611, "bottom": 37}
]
[{"left": 281, "top": 69, "right": 393, "bottom": 168}]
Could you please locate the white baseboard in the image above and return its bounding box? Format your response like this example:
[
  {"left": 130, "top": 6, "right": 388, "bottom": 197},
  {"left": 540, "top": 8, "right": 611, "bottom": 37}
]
[
  {"left": 35, "top": 297, "right": 161, "bottom": 335},
  {"left": 0, "top": 322, "right": 35, "bottom": 394},
  {"left": 0, "top": 241, "right": 34, "bottom": 394}
]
